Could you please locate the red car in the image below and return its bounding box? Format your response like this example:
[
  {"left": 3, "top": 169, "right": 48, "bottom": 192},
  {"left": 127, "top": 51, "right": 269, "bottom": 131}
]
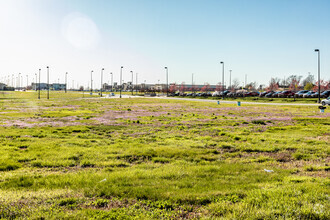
[{"left": 278, "top": 90, "right": 295, "bottom": 98}]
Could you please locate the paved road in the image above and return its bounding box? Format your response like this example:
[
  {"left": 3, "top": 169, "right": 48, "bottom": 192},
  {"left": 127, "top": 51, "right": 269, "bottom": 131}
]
[{"left": 105, "top": 94, "right": 321, "bottom": 106}]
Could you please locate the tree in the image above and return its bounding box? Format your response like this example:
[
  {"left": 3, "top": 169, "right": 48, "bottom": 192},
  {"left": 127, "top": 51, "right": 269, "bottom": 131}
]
[
  {"left": 287, "top": 75, "right": 302, "bottom": 92},
  {"left": 280, "top": 78, "right": 289, "bottom": 88},
  {"left": 179, "top": 82, "right": 186, "bottom": 93},
  {"left": 304, "top": 82, "right": 314, "bottom": 90},
  {"left": 313, "top": 80, "right": 330, "bottom": 92},
  {"left": 302, "top": 74, "right": 314, "bottom": 87},
  {"left": 267, "top": 78, "right": 280, "bottom": 91},
  {"left": 169, "top": 83, "right": 177, "bottom": 93},
  {"left": 201, "top": 83, "right": 210, "bottom": 92},
  {"left": 246, "top": 81, "right": 258, "bottom": 91},
  {"left": 231, "top": 78, "right": 240, "bottom": 91},
  {"left": 191, "top": 84, "right": 198, "bottom": 93},
  {"left": 215, "top": 83, "right": 224, "bottom": 92}
]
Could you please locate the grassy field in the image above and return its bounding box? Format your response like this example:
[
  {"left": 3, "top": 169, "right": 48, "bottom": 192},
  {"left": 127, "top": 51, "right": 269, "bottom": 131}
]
[{"left": 0, "top": 91, "right": 329, "bottom": 219}]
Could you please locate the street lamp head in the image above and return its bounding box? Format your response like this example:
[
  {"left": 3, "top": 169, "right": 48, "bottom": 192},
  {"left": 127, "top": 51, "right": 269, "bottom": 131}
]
[
  {"left": 47, "top": 66, "right": 49, "bottom": 69},
  {"left": 121, "top": 66, "right": 123, "bottom": 69},
  {"left": 315, "top": 49, "right": 319, "bottom": 52},
  {"left": 102, "top": 68, "right": 104, "bottom": 70},
  {"left": 220, "top": 61, "right": 224, "bottom": 64},
  {"left": 165, "top": 67, "right": 167, "bottom": 69}
]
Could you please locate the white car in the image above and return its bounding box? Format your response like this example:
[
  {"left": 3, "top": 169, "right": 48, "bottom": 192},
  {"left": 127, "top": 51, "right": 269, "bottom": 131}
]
[{"left": 321, "top": 97, "right": 330, "bottom": 106}]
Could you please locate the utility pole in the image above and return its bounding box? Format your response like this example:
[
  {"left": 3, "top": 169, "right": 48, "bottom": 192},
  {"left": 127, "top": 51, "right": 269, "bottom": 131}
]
[
  {"left": 38, "top": 69, "right": 41, "bottom": 99},
  {"left": 220, "top": 62, "right": 224, "bottom": 99},
  {"left": 90, "top": 70, "right": 93, "bottom": 95},
  {"left": 165, "top": 67, "right": 168, "bottom": 96},
  {"left": 47, "top": 66, "right": 49, "bottom": 99},
  {"left": 229, "top": 70, "right": 232, "bottom": 91},
  {"left": 65, "top": 72, "right": 68, "bottom": 93},
  {"left": 192, "top": 73, "right": 194, "bottom": 94},
  {"left": 131, "top": 71, "right": 133, "bottom": 96},
  {"left": 101, "top": 68, "right": 104, "bottom": 97},
  {"left": 315, "top": 49, "right": 321, "bottom": 103},
  {"left": 120, "top": 66, "right": 123, "bottom": 98},
  {"left": 136, "top": 72, "right": 138, "bottom": 95}
]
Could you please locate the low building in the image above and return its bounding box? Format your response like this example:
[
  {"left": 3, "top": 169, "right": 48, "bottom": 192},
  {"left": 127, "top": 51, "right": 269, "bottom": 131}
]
[
  {"left": 0, "top": 83, "right": 5, "bottom": 90},
  {"left": 31, "top": 83, "right": 48, "bottom": 90},
  {"left": 50, "top": 83, "right": 66, "bottom": 91}
]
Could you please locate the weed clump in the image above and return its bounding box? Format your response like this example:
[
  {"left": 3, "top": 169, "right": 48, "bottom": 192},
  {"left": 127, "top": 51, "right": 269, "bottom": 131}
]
[
  {"left": 251, "top": 120, "right": 267, "bottom": 125},
  {"left": 0, "top": 160, "right": 21, "bottom": 171}
]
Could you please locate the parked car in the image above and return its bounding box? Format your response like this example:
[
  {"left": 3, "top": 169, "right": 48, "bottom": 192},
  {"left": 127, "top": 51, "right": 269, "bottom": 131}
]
[
  {"left": 244, "top": 91, "right": 259, "bottom": 97},
  {"left": 227, "top": 92, "right": 236, "bottom": 97},
  {"left": 212, "top": 91, "right": 221, "bottom": 97},
  {"left": 259, "top": 91, "right": 270, "bottom": 97},
  {"left": 265, "top": 91, "right": 275, "bottom": 98},
  {"left": 295, "top": 90, "right": 309, "bottom": 98},
  {"left": 302, "top": 91, "right": 313, "bottom": 98},
  {"left": 310, "top": 92, "right": 319, "bottom": 98},
  {"left": 271, "top": 91, "right": 282, "bottom": 98},
  {"left": 321, "top": 90, "right": 330, "bottom": 98},
  {"left": 220, "top": 90, "right": 230, "bottom": 97},
  {"left": 321, "top": 97, "right": 330, "bottom": 106},
  {"left": 278, "top": 90, "right": 295, "bottom": 98}
]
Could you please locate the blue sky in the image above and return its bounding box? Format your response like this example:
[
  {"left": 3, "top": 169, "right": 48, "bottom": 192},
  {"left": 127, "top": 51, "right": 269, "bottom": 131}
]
[{"left": 0, "top": 0, "right": 329, "bottom": 89}]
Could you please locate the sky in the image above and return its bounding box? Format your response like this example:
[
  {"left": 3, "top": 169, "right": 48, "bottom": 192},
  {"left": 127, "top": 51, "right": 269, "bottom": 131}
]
[{"left": 0, "top": 0, "right": 329, "bottom": 89}]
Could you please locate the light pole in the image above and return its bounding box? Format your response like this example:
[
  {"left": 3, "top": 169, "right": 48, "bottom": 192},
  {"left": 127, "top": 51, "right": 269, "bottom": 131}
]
[
  {"left": 245, "top": 74, "right": 247, "bottom": 89},
  {"left": 130, "top": 71, "right": 133, "bottom": 95},
  {"left": 47, "top": 66, "right": 49, "bottom": 99},
  {"left": 120, "top": 66, "right": 123, "bottom": 98},
  {"left": 165, "top": 67, "right": 168, "bottom": 96},
  {"left": 38, "top": 69, "right": 41, "bottom": 99},
  {"left": 110, "top": 72, "right": 113, "bottom": 92},
  {"left": 192, "top": 73, "right": 194, "bottom": 94},
  {"left": 229, "top": 70, "right": 232, "bottom": 91},
  {"left": 101, "top": 68, "right": 104, "bottom": 97},
  {"left": 136, "top": 72, "right": 138, "bottom": 95},
  {"left": 18, "top": 73, "right": 21, "bottom": 90},
  {"left": 315, "top": 49, "right": 321, "bottom": 103},
  {"left": 35, "top": 73, "right": 37, "bottom": 91},
  {"left": 90, "top": 70, "right": 93, "bottom": 95},
  {"left": 65, "top": 72, "right": 68, "bottom": 93},
  {"left": 26, "top": 75, "right": 28, "bottom": 89},
  {"left": 222, "top": 62, "right": 225, "bottom": 97}
]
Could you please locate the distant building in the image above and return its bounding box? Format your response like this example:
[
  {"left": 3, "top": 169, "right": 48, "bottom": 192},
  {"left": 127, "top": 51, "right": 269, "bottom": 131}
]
[
  {"left": 0, "top": 83, "right": 5, "bottom": 90},
  {"left": 31, "top": 83, "right": 66, "bottom": 90},
  {"left": 0, "top": 83, "right": 14, "bottom": 91},
  {"left": 50, "top": 83, "right": 66, "bottom": 91},
  {"left": 31, "top": 83, "right": 48, "bottom": 90}
]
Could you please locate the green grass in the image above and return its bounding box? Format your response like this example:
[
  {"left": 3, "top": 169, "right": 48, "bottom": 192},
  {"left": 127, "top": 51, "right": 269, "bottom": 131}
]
[{"left": 0, "top": 91, "right": 329, "bottom": 219}]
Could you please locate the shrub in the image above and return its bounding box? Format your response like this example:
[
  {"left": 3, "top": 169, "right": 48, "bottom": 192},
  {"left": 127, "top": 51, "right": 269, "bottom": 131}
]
[
  {"left": 59, "top": 198, "right": 77, "bottom": 206},
  {"left": 0, "top": 161, "right": 21, "bottom": 171},
  {"left": 252, "top": 120, "right": 266, "bottom": 125},
  {"left": 92, "top": 199, "right": 108, "bottom": 208}
]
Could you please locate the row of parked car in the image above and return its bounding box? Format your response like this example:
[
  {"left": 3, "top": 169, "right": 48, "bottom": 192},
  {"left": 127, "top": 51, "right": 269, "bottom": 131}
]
[
  {"left": 260, "top": 90, "right": 330, "bottom": 98},
  {"left": 169, "top": 90, "right": 330, "bottom": 98}
]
